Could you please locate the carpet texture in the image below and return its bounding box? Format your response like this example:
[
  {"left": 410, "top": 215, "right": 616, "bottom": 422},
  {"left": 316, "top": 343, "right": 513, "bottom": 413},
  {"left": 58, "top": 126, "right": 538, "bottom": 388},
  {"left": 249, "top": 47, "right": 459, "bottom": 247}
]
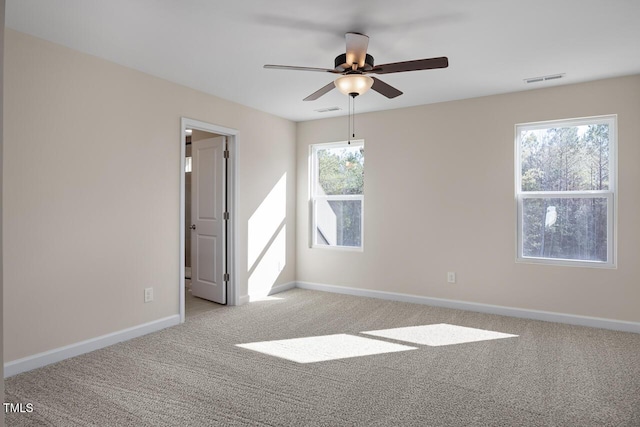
[{"left": 5, "top": 288, "right": 640, "bottom": 426}]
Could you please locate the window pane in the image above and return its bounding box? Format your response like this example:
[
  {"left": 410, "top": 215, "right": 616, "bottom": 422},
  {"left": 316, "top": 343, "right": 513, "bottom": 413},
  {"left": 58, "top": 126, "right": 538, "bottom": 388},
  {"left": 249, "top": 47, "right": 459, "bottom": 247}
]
[
  {"left": 520, "top": 124, "right": 609, "bottom": 191},
  {"left": 522, "top": 198, "right": 607, "bottom": 262},
  {"left": 315, "top": 200, "right": 362, "bottom": 247},
  {"left": 316, "top": 145, "right": 364, "bottom": 195}
]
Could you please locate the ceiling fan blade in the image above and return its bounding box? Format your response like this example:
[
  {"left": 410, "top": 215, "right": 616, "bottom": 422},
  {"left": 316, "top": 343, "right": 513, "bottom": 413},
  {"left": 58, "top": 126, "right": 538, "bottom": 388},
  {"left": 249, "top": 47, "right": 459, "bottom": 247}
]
[
  {"left": 303, "top": 82, "right": 336, "bottom": 101},
  {"left": 371, "top": 77, "right": 403, "bottom": 99},
  {"left": 372, "top": 57, "right": 449, "bottom": 74},
  {"left": 264, "top": 64, "right": 339, "bottom": 73},
  {"left": 345, "top": 32, "right": 369, "bottom": 68}
]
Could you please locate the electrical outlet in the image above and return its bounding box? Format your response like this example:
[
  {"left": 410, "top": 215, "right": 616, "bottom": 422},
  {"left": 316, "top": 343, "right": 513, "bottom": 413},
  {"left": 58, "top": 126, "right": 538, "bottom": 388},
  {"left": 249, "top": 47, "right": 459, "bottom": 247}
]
[
  {"left": 144, "top": 287, "right": 153, "bottom": 303},
  {"left": 447, "top": 272, "right": 456, "bottom": 283}
]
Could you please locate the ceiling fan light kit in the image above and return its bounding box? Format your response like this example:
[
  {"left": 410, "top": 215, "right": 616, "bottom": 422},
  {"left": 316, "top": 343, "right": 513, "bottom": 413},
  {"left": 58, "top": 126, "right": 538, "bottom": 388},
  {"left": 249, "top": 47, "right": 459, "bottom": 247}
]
[{"left": 335, "top": 75, "right": 374, "bottom": 97}]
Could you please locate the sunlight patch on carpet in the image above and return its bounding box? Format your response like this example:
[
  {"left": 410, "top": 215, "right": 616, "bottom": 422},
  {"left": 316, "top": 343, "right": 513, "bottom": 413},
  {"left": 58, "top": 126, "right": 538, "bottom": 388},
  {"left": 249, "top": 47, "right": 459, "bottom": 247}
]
[
  {"left": 363, "top": 324, "right": 518, "bottom": 346},
  {"left": 236, "top": 334, "right": 417, "bottom": 363}
]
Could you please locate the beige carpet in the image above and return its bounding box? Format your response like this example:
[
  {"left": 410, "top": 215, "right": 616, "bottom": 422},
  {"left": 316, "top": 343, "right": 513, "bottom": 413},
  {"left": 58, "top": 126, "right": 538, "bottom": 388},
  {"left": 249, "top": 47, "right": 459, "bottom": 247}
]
[{"left": 5, "top": 289, "right": 640, "bottom": 426}]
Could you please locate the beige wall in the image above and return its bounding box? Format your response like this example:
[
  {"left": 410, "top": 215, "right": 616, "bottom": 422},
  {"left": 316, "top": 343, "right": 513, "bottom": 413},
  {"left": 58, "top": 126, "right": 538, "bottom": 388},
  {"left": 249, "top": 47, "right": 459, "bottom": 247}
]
[
  {"left": 297, "top": 75, "right": 640, "bottom": 323},
  {"left": 3, "top": 30, "right": 297, "bottom": 362}
]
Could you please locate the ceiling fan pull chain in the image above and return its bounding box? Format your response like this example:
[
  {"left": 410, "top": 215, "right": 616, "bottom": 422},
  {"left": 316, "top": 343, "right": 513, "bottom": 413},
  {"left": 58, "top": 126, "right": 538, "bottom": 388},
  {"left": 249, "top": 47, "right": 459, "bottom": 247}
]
[
  {"left": 353, "top": 96, "right": 356, "bottom": 139},
  {"left": 347, "top": 95, "right": 351, "bottom": 144}
]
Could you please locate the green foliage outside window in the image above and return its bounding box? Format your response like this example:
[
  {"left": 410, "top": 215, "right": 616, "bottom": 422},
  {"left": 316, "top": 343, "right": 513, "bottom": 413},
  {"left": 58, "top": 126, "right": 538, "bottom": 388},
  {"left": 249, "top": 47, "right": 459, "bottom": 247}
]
[
  {"left": 315, "top": 145, "right": 364, "bottom": 247},
  {"left": 520, "top": 124, "right": 609, "bottom": 261},
  {"left": 317, "top": 146, "right": 364, "bottom": 195}
]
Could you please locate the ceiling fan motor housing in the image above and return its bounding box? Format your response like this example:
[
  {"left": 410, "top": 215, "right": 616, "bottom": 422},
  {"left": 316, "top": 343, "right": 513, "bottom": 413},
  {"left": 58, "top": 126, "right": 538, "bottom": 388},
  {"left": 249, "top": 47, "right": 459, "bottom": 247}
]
[{"left": 335, "top": 53, "right": 375, "bottom": 72}]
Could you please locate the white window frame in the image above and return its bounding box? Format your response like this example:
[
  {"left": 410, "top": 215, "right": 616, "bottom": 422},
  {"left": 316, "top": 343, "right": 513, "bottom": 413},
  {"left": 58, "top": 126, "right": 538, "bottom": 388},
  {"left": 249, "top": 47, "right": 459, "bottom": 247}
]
[
  {"left": 309, "top": 140, "right": 364, "bottom": 251},
  {"left": 515, "top": 115, "right": 617, "bottom": 268}
]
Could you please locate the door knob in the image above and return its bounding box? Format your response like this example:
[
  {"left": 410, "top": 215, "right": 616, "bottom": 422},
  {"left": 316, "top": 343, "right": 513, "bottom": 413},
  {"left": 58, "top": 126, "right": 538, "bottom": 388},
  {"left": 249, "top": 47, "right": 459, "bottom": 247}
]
[{"left": 190, "top": 224, "right": 196, "bottom": 230}]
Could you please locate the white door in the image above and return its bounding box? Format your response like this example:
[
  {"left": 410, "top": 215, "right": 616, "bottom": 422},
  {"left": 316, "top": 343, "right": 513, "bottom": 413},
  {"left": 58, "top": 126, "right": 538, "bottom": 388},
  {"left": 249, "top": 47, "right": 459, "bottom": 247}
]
[{"left": 191, "top": 136, "right": 226, "bottom": 304}]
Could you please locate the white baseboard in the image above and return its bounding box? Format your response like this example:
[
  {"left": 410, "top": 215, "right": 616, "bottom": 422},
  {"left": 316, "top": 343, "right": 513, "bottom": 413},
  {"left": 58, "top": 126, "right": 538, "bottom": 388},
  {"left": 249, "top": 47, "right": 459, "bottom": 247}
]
[
  {"left": 4, "top": 315, "right": 180, "bottom": 378},
  {"left": 268, "top": 281, "right": 296, "bottom": 296},
  {"left": 245, "top": 282, "right": 296, "bottom": 303},
  {"left": 7, "top": 282, "right": 637, "bottom": 378},
  {"left": 296, "top": 281, "right": 640, "bottom": 334}
]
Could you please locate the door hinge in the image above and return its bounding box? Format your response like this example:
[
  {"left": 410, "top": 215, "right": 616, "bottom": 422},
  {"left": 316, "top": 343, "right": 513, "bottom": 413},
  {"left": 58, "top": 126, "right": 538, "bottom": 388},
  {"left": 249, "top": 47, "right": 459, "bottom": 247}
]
[
  {"left": 223, "top": 273, "right": 230, "bottom": 282},
  {"left": 224, "top": 150, "right": 230, "bottom": 159},
  {"left": 224, "top": 211, "right": 229, "bottom": 220}
]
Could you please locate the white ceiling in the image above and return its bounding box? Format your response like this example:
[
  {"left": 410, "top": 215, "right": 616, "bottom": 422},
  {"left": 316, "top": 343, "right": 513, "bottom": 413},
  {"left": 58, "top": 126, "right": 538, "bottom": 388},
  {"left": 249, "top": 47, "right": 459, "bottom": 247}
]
[{"left": 6, "top": 0, "right": 640, "bottom": 122}]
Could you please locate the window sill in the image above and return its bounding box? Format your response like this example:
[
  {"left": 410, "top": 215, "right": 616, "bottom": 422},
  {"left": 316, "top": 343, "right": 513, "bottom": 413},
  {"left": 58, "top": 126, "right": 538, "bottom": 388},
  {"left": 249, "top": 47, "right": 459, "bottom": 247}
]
[
  {"left": 311, "top": 244, "right": 363, "bottom": 253},
  {"left": 516, "top": 256, "right": 616, "bottom": 269}
]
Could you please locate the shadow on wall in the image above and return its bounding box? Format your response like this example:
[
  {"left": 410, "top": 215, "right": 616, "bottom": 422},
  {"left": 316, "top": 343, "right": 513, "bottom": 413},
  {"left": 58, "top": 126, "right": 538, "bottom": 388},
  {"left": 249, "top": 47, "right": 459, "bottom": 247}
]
[{"left": 248, "top": 173, "right": 287, "bottom": 298}]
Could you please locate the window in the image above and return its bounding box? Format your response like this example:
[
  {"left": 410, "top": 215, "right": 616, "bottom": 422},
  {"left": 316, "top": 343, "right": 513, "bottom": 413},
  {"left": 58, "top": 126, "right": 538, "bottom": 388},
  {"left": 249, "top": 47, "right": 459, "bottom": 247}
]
[
  {"left": 310, "top": 140, "right": 364, "bottom": 249},
  {"left": 516, "top": 115, "right": 616, "bottom": 267}
]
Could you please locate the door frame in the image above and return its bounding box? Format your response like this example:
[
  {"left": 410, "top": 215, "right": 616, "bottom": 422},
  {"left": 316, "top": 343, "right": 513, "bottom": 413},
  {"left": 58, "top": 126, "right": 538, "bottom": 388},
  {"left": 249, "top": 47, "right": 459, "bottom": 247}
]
[{"left": 180, "top": 117, "right": 238, "bottom": 323}]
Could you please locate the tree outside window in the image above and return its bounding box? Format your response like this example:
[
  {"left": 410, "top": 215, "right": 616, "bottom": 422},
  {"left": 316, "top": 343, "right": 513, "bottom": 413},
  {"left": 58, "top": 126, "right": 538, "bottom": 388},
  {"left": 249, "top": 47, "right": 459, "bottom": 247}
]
[
  {"left": 311, "top": 141, "right": 364, "bottom": 249},
  {"left": 516, "top": 115, "right": 616, "bottom": 267}
]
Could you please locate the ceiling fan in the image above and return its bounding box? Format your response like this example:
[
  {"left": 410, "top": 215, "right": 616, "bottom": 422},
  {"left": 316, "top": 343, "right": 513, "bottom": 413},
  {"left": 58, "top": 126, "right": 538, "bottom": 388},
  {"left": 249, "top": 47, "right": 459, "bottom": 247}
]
[{"left": 264, "top": 32, "right": 448, "bottom": 101}]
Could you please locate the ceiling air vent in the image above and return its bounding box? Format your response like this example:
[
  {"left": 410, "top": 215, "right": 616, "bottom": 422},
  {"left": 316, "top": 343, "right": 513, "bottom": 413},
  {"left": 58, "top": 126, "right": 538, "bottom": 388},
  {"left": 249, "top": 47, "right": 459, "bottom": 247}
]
[
  {"left": 314, "top": 107, "right": 342, "bottom": 113},
  {"left": 524, "top": 73, "right": 565, "bottom": 84}
]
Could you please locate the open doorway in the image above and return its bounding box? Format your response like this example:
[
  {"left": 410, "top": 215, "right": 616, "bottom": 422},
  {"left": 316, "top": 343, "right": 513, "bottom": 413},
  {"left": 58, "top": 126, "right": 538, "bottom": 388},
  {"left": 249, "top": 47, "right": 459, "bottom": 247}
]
[{"left": 180, "top": 118, "right": 238, "bottom": 323}]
